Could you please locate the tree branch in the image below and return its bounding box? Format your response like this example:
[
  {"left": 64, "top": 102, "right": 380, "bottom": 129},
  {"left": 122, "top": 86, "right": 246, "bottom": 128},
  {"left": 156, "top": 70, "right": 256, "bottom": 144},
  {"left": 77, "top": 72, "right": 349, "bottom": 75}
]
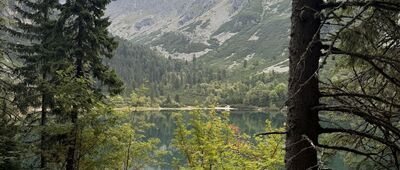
[
  {"left": 256, "top": 131, "right": 287, "bottom": 137},
  {"left": 321, "top": 1, "right": 400, "bottom": 12},
  {"left": 320, "top": 128, "right": 400, "bottom": 151},
  {"left": 316, "top": 143, "right": 376, "bottom": 157},
  {"left": 314, "top": 105, "right": 400, "bottom": 138},
  {"left": 321, "top": 92, "right": 400, "bottom": 109}
]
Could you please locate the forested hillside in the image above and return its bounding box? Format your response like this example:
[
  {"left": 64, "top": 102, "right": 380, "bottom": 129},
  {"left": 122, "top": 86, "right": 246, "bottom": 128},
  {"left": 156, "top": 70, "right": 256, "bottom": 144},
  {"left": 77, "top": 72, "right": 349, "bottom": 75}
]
[
  {"left": 103, "top": 0, "right": 292, "bottom": 108},
  {"left": 107, "top": 39, "right": 287, "bottom": 108}
]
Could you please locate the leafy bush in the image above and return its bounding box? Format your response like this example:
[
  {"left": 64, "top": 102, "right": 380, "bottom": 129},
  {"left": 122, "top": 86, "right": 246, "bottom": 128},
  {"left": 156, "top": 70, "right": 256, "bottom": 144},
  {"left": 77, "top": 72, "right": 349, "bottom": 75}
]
[{"left": 172, "top": 110, "right": 285, "bottom": 169}]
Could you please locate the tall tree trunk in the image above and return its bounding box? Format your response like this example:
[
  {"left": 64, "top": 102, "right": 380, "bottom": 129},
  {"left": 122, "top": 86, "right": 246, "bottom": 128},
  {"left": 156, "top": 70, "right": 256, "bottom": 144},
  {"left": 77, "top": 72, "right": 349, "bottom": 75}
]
[
  {"left": 66, "top": 60, "right": 82, "bottom": 170},
  {"left": 41, "top": 94, "right": 47, "bottom": 169},
  {"left": 285, "top": 0, "right": 322, "bottom": 169},
  {"left": 40, "top": 8, "right": 51, "bottom": 169},
  {"left": 66, "top": 106, "right": 78, "bottom": 170},
  {"left": 66, "top": 111, "right": 78, "bottom": 170},
  {"left": 66, "top": 17, "right": 84, "bottom": 170},
  {"left": 41, "top": 72, "right": 48, "bottom": 169},
  {"left": 124, "top": 135, "right": 132, "bottom": 170}
]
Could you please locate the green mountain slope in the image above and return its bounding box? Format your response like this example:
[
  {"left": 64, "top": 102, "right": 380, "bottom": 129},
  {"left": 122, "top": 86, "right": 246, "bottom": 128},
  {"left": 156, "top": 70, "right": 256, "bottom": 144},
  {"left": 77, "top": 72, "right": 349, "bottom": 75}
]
[
  {"left": 105, "top": 0, "right": 291, "bottom": 107},
  {"left": 107, "top": 40, "right": 287, "bottom": 108}
]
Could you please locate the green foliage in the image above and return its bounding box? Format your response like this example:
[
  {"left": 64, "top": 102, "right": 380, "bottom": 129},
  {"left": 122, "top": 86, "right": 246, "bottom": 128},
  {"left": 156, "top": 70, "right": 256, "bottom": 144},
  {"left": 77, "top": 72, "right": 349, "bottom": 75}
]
[
  {"left": 207, "top": 38, "right": 220, "bottom": 49},
  {"left": 0, "top": 2, "right": 20, "bottom": 169},
  {"left": 60, "top": 0, "right": 124, "bottom": 95},
  {"left": 0, "top": 100, "right": 20, "bottom": 170},
  {"left": 187, "top": 73, "right": 288, "bottom": 108},
  {"left": 129, "top": 85, "right": 160, "bottom": 107},
  {"left": 108, "top": 40, "right": 238, "bottom": 106},
  {"left": 109, "top": 40, "right": 287, "bottom": 108},
  {"left": 28, "top": 73, "right": 166, "bottom": 169},
  {"left": 4, "top": 0, "right": 125, "bottom": 168},
  {"left": 54, "top": 1, "right": 125, "bottom": 168},
  {"left": 78, "top": 99, "right": 166, "bottom": 170},
  {"left": 172, "top": 110, "right": 285, "bottom": 169},
  {"left": 8, "top": 0, "right": 61, "bottom": 116},
  {"left": 1, "top": 0, "right": 61, "bottom": 169}
]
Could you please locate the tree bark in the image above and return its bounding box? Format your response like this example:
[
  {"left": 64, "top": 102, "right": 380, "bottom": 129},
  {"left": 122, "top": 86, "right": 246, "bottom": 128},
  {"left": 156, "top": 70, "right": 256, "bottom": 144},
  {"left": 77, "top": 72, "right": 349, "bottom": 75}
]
[
  {"left": 41, "top": 72, "right": 48, "bottom": 169},
  {"left": 285, "top": 0, "right": 322, "bottom": 169},
  {"left": 66, "top": 16, "right": 84, "bottom": 170},
  {"left": 66, "top": 110, "right": 78, "bottom": 170},
  {"left": 66, "top": 52, "right": 82, "bottom": 170}
]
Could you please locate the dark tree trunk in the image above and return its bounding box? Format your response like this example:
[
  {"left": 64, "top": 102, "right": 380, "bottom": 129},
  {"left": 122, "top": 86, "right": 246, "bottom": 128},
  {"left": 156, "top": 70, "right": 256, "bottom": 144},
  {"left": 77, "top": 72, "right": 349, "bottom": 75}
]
[
  {"left": 285, "top": 0, "right": 322, "bottom": 169},
  {"left": 66, "top": 111, "right": 78, "bottom": 170},
  {"left": 66, "top": 58, "right": 82, "bottom": 170},
  {"left": 41, "top": 72, "right": 48, "bottom": 169},
  {"left": 66, "top": 19, "right": 84, "bottom": 170},
  {"left": 41, "top": 95, "right": 47, "bottom": 169}
]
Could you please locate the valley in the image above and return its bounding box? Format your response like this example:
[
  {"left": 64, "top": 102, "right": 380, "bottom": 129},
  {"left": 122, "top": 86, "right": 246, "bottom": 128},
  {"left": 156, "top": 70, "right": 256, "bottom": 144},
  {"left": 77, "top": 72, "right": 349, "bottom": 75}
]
[{"left": 105, "top": 0, "right": 291, "bottom": 108}]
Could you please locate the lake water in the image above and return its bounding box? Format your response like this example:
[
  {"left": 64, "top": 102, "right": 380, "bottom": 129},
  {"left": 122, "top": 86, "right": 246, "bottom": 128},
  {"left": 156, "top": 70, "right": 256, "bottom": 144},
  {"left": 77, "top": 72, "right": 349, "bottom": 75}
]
[{"left": 132, "top": 110, "right": 347, "bottom": 170}]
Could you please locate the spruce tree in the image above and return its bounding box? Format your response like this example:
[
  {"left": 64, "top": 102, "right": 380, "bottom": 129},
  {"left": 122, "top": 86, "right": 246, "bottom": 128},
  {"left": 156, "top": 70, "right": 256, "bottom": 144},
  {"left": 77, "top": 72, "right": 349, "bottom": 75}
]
[
  {"left": 57, "top": 0, "right": 123, "bottom": 169},
  {"left": 0, "top": 1, "right": 21, "bottom": 169},
  {"left": 8, "top": 0, "right": 60, "bottom": 168}
]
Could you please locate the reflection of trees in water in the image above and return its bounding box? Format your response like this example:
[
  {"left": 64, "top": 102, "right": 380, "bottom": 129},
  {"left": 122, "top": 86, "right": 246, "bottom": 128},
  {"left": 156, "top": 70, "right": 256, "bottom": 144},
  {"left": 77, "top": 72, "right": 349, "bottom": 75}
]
[
  {"left": 230, "top": 111, "right": 286, "bottom": 135},
  {"left": 132, "top": 111, "right": 286, "bottom": 144},
  {"left": 130, "top": 111, "right": 285, "bottom": 169}
]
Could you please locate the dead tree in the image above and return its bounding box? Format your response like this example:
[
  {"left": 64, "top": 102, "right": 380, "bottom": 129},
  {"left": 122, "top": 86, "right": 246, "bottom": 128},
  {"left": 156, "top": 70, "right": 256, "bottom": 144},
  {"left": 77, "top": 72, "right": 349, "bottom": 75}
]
[
  {"left": 316, "top": 0, "right": 400, "bottom": 169},
  {"left": 274, "top": 0, "right": 400, "bottom": 169}
]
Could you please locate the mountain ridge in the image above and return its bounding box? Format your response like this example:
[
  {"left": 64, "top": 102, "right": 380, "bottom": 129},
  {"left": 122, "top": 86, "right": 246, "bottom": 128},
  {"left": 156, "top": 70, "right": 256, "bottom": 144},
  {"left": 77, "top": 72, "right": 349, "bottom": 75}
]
[{"left": 106, "top": 0, "right": 290, "bottom": 73}]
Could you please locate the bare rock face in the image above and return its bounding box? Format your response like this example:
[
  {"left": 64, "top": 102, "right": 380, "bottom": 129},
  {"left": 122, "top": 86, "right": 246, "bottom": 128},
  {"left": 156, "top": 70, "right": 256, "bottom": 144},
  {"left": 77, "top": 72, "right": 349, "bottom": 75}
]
[
  {"left": 106, "top": 0, "right": 247, "bottom": 39},
  {"left": 178, "top": 0, "right": 217, "bottom": 25},
  {"left": 135, "top": 18, "right": 155, "bottom": 30},
  {"left": 231, "top": 0, "right": 247, "bottom": 11}
]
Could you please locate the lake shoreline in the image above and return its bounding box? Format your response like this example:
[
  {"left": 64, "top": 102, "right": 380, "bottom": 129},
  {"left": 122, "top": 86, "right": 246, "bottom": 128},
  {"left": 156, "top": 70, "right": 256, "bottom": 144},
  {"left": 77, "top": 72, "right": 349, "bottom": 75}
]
[
  {"left": 115, "top": 106, "right": 286, "bottom": 112},
  {"left": 116, "top": 106, "right": 236, "bottom": 112}
]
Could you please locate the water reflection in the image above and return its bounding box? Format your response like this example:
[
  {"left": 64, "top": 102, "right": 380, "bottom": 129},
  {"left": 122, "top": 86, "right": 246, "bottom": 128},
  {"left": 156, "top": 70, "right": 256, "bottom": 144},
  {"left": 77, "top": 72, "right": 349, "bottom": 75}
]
[{"left": 130, "top": 110, "right": 285, "bottom": 169}]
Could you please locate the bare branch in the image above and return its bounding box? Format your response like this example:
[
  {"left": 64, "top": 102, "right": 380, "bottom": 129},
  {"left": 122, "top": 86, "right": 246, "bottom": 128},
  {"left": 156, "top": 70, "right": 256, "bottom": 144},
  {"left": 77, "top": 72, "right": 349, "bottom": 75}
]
[
  {"left": 321, "top": 1, "right": 400, "bottom": 12},
  {"left": 256, "top": 131, "right": 287, "bottom": 137}
]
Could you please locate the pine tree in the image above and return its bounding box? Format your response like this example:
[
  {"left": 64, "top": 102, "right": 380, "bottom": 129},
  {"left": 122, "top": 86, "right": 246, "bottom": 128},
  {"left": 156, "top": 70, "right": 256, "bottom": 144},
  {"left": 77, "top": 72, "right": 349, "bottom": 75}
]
[
  {"left": 8, "top": 0, "right": 60, "bottom": 168},
  {"left": 57, "top": 0, "right": 123, "bottom": 169},
  {"left": 0, "top": 1, "right": 21, "bottom": 168},
  {"left": 174, "top": 94, "right": 180, "bottom": 103}
]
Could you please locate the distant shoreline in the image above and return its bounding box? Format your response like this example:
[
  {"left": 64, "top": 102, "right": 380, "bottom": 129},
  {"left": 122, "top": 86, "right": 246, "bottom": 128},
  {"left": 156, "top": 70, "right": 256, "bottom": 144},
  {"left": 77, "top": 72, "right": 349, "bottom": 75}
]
[
  {"left": 115, "top": 106, "right": 286, "bottom": 112},
  {"left": 31, "top": 106, "right": 285, "bottom": 113},
  {"left": 115, "top": 106, "right": 237, "bottom": 112}
]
